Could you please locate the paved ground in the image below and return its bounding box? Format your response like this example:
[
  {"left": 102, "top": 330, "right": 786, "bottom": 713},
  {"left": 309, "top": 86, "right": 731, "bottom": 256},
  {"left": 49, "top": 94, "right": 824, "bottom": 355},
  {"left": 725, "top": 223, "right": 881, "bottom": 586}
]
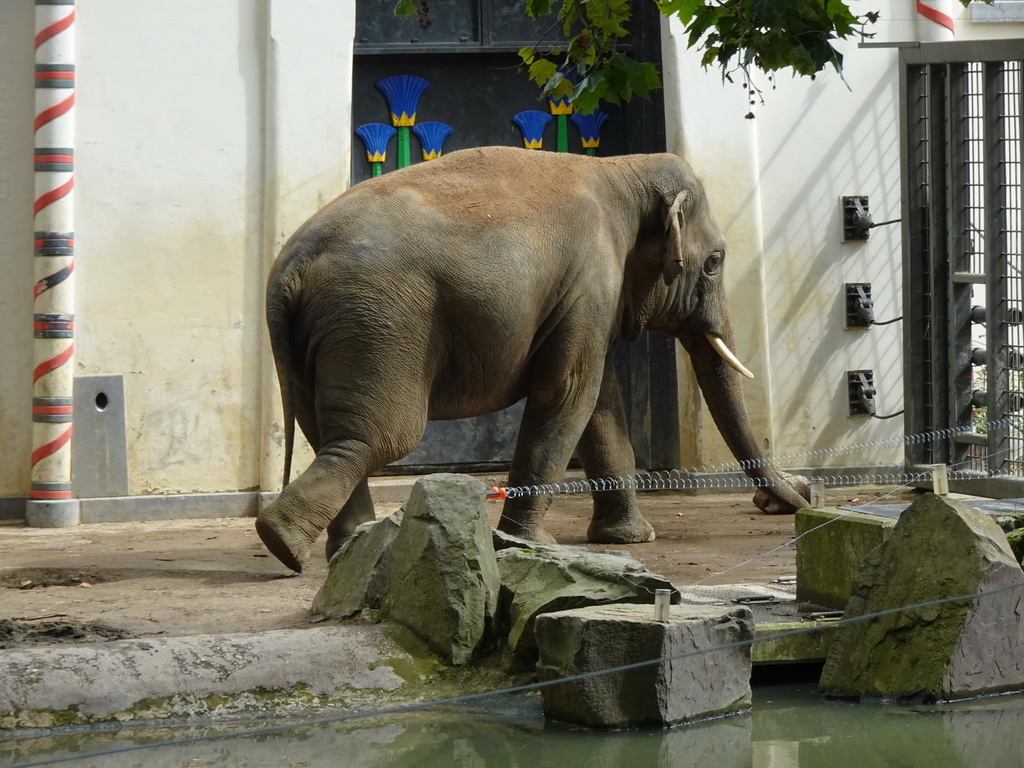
[{"left": 0, "top": 482, "right": 920, "bottom": 649}]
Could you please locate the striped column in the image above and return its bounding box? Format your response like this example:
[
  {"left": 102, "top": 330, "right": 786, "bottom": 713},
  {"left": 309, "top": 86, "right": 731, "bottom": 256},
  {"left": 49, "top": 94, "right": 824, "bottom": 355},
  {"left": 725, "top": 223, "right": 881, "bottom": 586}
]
[
  {"left": 915, "top": 0, "right": 954, "bottom": 42},
  {"left": 28, "top": 0, "right": 78, "bottom": 526}
]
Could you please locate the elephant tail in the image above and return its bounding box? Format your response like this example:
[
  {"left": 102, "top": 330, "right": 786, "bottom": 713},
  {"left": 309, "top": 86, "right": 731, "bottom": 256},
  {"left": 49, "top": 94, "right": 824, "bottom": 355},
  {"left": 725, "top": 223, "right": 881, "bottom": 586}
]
[
  {"left": 266, "top": 281, "right": 299, "bottom": 489},
  {"left": 280, "top": 366, "right": 296, "bottom": 488}
]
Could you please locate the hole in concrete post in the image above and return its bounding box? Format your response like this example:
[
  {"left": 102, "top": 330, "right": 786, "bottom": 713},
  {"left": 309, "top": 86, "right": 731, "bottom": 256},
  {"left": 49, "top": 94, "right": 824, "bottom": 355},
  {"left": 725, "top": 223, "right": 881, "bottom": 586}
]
[{"left": 95, "top": 392, "right": 108, "bottom": 411}]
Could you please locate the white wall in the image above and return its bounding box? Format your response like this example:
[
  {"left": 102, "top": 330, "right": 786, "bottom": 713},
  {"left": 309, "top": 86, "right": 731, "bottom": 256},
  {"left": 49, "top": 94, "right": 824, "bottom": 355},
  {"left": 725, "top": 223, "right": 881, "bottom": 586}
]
[
  {"left": 0, "top": 0, "right": 353, "bottom": 501},
  {"left": 73, "top": 1, "right": 267, "bottom": 493},
  {"left": 0, "top": 1, "right": 36, "bottom": 499},
  {"left": 1, "top": 0, "right": 1021, "bottom": 506},
  {"left": 662, "top": 0, "right": 1024, "bottom": 470}
]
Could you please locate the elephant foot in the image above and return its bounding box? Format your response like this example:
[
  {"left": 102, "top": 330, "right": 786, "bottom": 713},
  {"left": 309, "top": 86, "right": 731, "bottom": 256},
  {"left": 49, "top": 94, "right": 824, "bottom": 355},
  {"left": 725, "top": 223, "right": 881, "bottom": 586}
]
[
  {"left": 256, "top": 515, "right": 312, "bottom": 573},
  {"left": 587, "top": 515, "right": 656, "bottom": 544},
  {"left": 753, "top": 472, "right": 812, "bottom": 514}
]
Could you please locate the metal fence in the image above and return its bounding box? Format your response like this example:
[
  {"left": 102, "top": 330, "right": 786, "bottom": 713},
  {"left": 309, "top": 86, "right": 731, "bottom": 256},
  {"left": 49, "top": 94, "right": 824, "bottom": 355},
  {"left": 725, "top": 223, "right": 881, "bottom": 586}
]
[{"left": 901, "top": 39, "right": 1024, "bottom": 495}]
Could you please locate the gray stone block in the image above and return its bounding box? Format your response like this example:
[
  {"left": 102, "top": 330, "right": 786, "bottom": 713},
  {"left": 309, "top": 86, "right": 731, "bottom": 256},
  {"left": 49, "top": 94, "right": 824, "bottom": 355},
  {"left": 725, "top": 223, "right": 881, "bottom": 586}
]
[
  {"left": 820, "top": 493, "right": 1024, "bottom": 702},
  {"left": 535, "top": 603, "right": 754, "bottom": 728},
  {"left": 382, "top": 474, "right": 500, "bottom": 665},
  {"left": 313, "top": 509, "right": 404, "bottom": 618},
  {"left": 497, "top": 545, "right": 674, "bottom": 670}
]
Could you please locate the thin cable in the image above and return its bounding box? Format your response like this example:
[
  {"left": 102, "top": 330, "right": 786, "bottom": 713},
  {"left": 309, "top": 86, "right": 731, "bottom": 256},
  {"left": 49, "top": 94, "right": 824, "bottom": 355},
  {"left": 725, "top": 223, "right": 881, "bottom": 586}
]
[
  {"left": 873, "top": 409, "right": 905, "bottom": 420},
  {"left": 8, "top": 580, "right": 1023, "bottom": 768},
  {"left": 685, "top": 476, "right": 920, "bottom": 589},
  {"left": 685, "top": 448, "right": 1014, "bottom": 590},
  {"left": 871, "top": 315, "right": 903, "bottom": 326}
]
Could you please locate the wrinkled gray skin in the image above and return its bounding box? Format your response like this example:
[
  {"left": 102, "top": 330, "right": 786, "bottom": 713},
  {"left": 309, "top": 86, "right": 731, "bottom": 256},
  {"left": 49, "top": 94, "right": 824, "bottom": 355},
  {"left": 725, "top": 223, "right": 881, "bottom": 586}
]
[{"left": 259, "top": 146, "right": 808, "bottom": 572}]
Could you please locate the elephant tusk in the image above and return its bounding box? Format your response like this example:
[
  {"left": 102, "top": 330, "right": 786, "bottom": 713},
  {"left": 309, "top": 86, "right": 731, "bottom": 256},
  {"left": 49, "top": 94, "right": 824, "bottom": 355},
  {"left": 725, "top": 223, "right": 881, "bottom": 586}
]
[{"left": 705, "top": 334, "right": 754, "bottom": 379}]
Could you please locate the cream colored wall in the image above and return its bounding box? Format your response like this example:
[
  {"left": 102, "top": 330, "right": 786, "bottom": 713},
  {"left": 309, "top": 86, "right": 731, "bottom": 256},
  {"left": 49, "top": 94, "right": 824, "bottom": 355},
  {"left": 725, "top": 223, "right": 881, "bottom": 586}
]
[
  {"left": 0, "top": 1, "right": 36, "bottom": 498},
  {"left": 2, "top": 1, "right": 1020, "bottom": 502},
  {"left": 662, "top": 0, "right": 1024, "bottom": 470},
  {"left": 0, "top": 0, "right": 352, "bottom": 499}
]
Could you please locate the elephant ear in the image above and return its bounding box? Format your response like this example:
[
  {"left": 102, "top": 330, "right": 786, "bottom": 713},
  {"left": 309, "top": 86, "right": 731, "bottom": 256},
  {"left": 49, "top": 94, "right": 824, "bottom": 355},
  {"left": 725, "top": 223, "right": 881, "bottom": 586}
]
[{"left": 662, "top": 190, "right": 688, "bottom": 286}]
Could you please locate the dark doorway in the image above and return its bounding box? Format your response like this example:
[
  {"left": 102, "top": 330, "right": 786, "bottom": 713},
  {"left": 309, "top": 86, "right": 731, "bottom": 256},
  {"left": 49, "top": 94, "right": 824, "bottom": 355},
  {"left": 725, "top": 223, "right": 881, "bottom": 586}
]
[{"left": 353, "top": 0, "right": 678, "bottom": 473}]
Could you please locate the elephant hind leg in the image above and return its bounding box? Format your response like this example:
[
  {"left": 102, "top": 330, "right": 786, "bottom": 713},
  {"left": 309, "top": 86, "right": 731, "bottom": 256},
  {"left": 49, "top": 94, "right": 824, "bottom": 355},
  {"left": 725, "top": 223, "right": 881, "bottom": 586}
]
[{"left": 257, "top": 438, "right": 392, "bottom": 572}]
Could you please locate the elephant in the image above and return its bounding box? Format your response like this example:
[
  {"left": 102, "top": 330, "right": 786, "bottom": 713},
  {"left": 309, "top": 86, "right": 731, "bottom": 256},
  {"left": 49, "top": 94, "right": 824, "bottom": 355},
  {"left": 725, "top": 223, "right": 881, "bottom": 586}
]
[{"left": 257, "top": 145, "right": 808, "bottom": 573}]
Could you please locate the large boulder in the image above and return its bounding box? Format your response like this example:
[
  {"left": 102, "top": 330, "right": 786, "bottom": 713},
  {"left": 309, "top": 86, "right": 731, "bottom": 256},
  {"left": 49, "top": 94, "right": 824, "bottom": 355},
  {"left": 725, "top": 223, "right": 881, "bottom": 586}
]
[
  {"left": 820, "top": 493, "right": 1024, "bottom": 702},
  {"left": 535, "top": 603, "right": 754, "bottom": 728},
  {"left": 312, "top": 509, "right": 404, "bottom": 619},
  {"left": 497, "top": 545, "right": 674, "bottom": 669},
  {"left": 380, "top": 474, "right": 501, "bottom": 666}
]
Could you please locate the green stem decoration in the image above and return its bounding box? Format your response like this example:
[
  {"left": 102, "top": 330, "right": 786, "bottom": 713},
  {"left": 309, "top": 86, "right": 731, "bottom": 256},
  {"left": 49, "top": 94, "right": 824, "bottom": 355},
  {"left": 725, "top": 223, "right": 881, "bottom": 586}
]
[
  {"left": 398, "top": 126, "right": 411, "bottom": 169},
  {"left": 371, "top": 163, "right": 383, "bottom": 177},
  {"left": 557, "top": 115, "right": 568, "bottom": 154}
]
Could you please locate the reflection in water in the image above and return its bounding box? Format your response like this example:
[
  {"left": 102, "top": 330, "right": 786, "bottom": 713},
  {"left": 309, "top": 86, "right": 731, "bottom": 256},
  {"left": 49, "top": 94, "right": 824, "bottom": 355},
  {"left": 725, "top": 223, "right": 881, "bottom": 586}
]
[{"left": 3, "top": 686, "right": 1024, "bottom": 768}]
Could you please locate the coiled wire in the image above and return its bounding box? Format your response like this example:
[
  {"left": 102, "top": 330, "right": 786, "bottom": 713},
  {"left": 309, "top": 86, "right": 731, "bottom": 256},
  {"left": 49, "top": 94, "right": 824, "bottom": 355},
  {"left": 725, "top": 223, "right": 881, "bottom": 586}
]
[{"left": 498, "top": 419, "right": 1017, "bottom": 499}]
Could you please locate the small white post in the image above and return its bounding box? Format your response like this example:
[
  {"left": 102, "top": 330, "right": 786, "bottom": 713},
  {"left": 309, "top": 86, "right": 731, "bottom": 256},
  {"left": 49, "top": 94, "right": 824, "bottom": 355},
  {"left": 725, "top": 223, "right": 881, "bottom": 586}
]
[
  {"left": 654, "top": 589, "right": 671, "bottom": 622},
  {"left": 931, "top": 464, "right": 949, "bottom": 496},
  {"left": 809, "top": 481, "right": 825, "bottom": 510}
]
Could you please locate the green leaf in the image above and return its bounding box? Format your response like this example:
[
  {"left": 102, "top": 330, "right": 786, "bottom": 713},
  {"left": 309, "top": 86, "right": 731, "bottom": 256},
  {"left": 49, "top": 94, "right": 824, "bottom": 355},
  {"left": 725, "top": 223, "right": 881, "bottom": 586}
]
[
  {"left": 520, "top": 0, "right": 903, "bottom": 112},
  {"left": 524, "top": 0, "right": 554, "bottom": 20},
  {"left": 528, "top": 58, "right": 557, "bottom": 88},
  {"left": 393, "top": 0, "right": 417, "bottom": 19},
  {"left": 655, "top": 0, "right": 704, "bottom": 23}
]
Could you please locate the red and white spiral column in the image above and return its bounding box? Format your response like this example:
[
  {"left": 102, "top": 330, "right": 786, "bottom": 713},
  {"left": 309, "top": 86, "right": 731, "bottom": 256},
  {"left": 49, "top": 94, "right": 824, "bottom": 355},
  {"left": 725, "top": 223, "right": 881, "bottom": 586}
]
[
  {"left": 915, "top": 1, "right": 954, "bottom": 42},
  {"left": 29, "top": 0, "right": 78, "bottom": 526}
]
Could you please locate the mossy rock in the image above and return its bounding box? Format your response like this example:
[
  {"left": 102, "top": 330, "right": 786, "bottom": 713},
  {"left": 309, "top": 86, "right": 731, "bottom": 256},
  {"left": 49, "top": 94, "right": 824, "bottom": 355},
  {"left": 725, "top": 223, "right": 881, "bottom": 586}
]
[
  {"left": 1007, "top": 527, "right": 1024, "bottom": 566},
  {"left": 820, "top": 494, "right": 1024, "bottom": 702}
]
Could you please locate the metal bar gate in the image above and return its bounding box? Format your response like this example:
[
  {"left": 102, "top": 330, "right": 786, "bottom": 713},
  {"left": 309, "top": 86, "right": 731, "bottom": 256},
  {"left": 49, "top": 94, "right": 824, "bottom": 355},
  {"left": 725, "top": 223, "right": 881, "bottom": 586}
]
[{"left": 901, "top": 39, "right": 1024, "bottom": 496}]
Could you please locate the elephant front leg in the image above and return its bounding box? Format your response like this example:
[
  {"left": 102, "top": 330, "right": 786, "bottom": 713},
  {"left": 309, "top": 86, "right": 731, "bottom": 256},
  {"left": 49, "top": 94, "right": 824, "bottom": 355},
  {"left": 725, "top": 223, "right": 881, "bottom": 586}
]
[
  {"left": 577, "top": 355, "right": 655, "bottom": 544},
  {"left": 325, "top": 477, "right": 376, "bottom": 561}
]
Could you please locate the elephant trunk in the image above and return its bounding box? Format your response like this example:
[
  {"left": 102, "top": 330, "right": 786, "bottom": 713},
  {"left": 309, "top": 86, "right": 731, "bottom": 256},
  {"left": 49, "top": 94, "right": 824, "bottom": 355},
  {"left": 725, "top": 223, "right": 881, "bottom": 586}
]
[{"left": 681, "top": 330, "right": 808, "bottom": 512}]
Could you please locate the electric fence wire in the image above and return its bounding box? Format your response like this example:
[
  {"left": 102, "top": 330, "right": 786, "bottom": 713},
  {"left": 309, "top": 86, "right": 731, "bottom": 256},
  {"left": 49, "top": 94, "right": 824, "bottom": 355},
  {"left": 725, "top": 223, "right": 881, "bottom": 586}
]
[
  {"left": 493, "top": 418, "right": 1021, "bottom": 500},
  {"left": 491, "top": 442, "right": 1017, "bottom": 605},
  {"left": 6, "top": 580, "right": 1024, "bottom": 768}
]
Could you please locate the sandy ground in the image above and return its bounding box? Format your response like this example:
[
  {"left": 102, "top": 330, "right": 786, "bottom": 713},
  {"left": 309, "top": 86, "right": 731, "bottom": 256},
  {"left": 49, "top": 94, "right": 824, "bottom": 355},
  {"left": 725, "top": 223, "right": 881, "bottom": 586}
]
[{"left": 0, "top": 485, "right": 919, "bottom": 649}]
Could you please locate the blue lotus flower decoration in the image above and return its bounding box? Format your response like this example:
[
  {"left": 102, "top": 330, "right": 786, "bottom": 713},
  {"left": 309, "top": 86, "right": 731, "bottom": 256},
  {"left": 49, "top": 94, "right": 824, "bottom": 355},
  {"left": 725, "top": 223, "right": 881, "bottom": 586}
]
[
  {"left": 548, "top": 65, "right": 580, "bottom": 115},
  {"left": 412, "top": 121, "right": 453, "bottom": 160},
  {"left": 570, "top": 110, "right": 609, "bottom": 149},
  {"left": 376, "top": 75, "right": 430, "bottom": 127},
  {"left": 354, "top": 123, "right": 397, "bottom": 163},
  {"left": 512, "top": 110, "right": 553, "bottom": 149}
]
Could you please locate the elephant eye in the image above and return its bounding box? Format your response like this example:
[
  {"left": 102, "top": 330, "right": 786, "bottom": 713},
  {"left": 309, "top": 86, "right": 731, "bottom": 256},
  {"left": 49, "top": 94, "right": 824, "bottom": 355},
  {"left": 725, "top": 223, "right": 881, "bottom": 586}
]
[{"left": 703, "top": 252, "right": 723, "bottom": 275}]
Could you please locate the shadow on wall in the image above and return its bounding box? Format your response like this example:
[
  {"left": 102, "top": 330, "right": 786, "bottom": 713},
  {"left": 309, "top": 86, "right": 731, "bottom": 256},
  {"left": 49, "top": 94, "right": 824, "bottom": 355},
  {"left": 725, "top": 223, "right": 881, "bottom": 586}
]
[{"left": 735, "top": 64, "right": 905, "bottom": 464}]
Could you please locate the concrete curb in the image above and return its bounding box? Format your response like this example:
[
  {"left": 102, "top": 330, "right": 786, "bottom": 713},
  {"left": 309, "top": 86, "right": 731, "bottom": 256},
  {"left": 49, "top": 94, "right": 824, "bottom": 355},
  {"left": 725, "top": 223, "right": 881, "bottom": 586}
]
[
  {"left": 0, "top": 477, "right": 422, "bottom": 523},
  {"left": 0, "top": 625, "right": 416, "bottom": 730}
]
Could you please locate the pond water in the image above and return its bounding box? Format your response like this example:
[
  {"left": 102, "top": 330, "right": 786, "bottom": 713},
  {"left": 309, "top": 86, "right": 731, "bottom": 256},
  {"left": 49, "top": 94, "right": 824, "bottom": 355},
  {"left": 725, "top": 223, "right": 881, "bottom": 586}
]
[{"left": 3, "top": 679, "right": 1023, "bottom": 768}]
